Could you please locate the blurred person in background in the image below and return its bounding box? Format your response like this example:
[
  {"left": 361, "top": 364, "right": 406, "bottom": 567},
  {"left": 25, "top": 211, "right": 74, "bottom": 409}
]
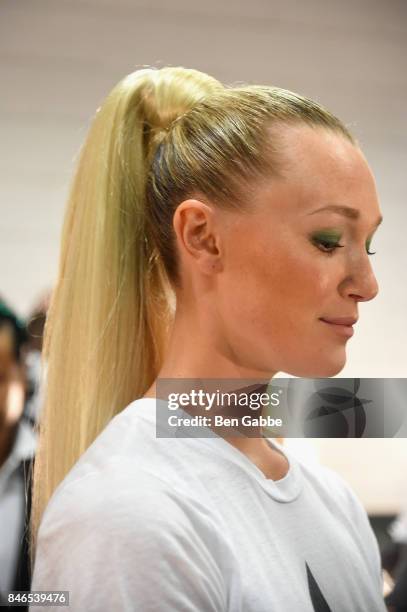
[
  {"left": 24, "top": 290, "right": 51, "bottom": 426},
  {"left": 383, "top": 507, "right": 407, "bottom": 611},
  {"left": 0, "top": 299, "right": 36, "bottom": 609},
  {"left": 30, "top": 66, "right": 387, "bottom": 611}
]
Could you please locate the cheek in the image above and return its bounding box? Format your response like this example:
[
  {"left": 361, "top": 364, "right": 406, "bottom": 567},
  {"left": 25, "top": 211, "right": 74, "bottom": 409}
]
[
  {"left": 220, "top": 218, "right": 339, "bottom": 330},
  {"left": 233, "top": 244, "right": 324, "bottom": 326},
  {"left": 223, "top": 252, "right": 338, "bottom": 369}
]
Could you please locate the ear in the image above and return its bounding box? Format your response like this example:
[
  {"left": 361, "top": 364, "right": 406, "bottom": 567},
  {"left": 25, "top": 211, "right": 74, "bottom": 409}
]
[{"left": 173, "top": 199, "right": 224, "bottom": 275}]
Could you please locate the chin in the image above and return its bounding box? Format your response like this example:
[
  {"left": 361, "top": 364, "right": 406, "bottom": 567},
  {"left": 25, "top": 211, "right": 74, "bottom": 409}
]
[
  {"left": 312, "top": 362, "right": 346, "bottom": 378},
  {"left": 282, "top": 356, "right": 347, "bottom": 379}
]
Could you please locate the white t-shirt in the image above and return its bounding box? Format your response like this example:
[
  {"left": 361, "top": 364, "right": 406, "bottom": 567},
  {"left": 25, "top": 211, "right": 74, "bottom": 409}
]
[{"left": 31, "top": 398, "right": 386, "bottom": 611}]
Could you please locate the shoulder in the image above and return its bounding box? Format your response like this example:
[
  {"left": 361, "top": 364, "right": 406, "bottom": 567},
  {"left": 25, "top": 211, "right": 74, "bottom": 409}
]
[
  {"left": 41, "top": 459, "right": 219, "bottom": 542},
  {"left": 38, "top": 397, "right": 230, "bottom": 544},
  {"left": 37, "top": 457, "right": 240, "bottom": 578},
  {"left": 33, "top": 462, "right": 239, "bottom": 611}
]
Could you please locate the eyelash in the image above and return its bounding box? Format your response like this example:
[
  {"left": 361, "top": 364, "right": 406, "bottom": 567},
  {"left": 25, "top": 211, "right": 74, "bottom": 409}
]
[{"left": 313, "top": 238, "right": 377, "bottom": 257}]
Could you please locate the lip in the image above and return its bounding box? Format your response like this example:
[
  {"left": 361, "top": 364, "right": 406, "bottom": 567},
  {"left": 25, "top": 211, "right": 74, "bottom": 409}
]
[
  {"left": 320, "top": 317, "right": 358, "bottom": 326},
  {"left": 319, "top": 318, "right": 356, "bottom": 337}
]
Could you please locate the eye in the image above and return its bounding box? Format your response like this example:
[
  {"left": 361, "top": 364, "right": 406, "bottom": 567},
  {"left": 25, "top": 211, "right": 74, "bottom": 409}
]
[
  {"left": 311, "top": 237, "right": 345, "bottom": 255},
  {"left": 311, "top": 234, "right": 378, "bottom": 257}
]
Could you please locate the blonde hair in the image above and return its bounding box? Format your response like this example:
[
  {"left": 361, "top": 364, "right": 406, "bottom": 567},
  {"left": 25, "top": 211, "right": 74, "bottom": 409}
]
[{"left": 30, "top": 66, "right": 355, "bottom": 561}]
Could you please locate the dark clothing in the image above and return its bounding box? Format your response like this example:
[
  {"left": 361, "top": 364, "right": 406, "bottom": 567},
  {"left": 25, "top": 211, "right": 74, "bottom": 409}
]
[
  {"left": 0, "top": 457, "right": 33, "bottom": 610},
  {"left": 385, "top": 543, "right": 407, "bottom": 612}
]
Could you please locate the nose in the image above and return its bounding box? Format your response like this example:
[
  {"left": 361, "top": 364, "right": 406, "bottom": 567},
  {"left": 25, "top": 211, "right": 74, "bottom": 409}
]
[{"left": 340, "top": 256, "right": 379, "bottom": 303}]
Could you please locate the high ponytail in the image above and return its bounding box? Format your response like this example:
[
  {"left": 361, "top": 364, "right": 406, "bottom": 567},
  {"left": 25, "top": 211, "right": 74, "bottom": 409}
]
[
  {"left": 30, "top": 65, "right": 355, "bottom": 561},
  {"left": 30, "top": 67, "right": 222, "bottom": 559}
]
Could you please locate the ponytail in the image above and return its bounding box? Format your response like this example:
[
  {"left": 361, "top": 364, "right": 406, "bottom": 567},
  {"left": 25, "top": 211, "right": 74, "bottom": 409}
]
[{"left": 30, "top": 67, "right": 214, "bottom": 559}]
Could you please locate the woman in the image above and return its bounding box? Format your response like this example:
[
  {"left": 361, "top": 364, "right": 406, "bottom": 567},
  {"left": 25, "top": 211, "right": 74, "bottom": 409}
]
[{"left": 30, "top": 66, "right": 386, "bottom": 611}]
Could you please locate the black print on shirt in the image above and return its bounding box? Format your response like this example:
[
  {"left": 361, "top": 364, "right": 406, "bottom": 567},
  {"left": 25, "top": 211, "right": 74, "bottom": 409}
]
[{"left": 306, "top": 562, "right": 333, "bottom": 612}]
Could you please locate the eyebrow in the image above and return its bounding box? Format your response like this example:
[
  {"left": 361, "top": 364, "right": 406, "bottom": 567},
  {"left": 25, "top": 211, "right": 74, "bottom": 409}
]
[{"left": 306, "top": 204, "right": 383, "bottom": 227}]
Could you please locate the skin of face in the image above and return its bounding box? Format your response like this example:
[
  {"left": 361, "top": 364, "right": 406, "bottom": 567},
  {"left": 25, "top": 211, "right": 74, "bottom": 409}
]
[
  {"left": 0, "top": 324, "right": 16, "bottom": 423},
  {"left": 0, "top": 324, "right": 26, "bottom": 468},
  {"left": 160, "top": 123, "right": 382, "bottom": 382},
  {"left": 0, "top": 325, "right": 25, "bottom": 425}
]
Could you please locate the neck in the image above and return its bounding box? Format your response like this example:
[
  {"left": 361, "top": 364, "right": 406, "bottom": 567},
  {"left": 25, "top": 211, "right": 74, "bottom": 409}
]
[{"left": 159, "top": 307, "right": 277, "bottom": 391}]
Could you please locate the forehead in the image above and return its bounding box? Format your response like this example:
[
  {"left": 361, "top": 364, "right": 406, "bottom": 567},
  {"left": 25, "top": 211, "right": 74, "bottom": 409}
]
[{"left": 260, "top": 124, "right": 381, "bottom": 224}]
